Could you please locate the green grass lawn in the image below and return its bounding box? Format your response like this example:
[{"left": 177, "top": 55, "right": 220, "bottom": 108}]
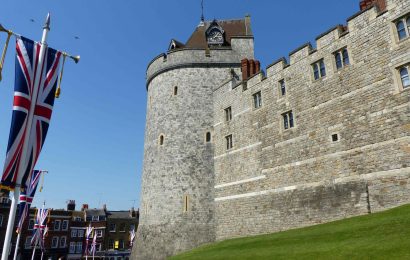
[{"left": 170, "top": 205, "right": 410, "bottom": 259}]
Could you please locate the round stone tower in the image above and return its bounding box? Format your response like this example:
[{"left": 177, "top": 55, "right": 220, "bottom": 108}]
[{"left": 132, "top": 17, "right": 254, "bottom": 259}]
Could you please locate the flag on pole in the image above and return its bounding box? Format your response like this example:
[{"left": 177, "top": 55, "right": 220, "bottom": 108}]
[
  {"left": 129, "top": 227, "right": 136, "bottom": 247},
  {"left": 85, "top": 224, "right": 93, "bottom": 256},
  {"left": 90, "top": 232, "right": 97, "bottom": 256},
  {"left": 1, "top": 36, "right": 61, "bottom": 190},
  {"left": 15, "top": 170, "right": 42, "bottom": 233},
  {"left": 31, "top": 205, "right": 48, "bottom": 248},
  {"left": 41, "top": 225, "right": 48, "bottom": 252}
]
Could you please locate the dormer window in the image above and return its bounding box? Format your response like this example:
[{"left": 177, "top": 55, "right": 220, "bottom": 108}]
[
  {"left": 206, "top": 20, "right": 225, "bottom": 46},
  {"left": 168, "top": 39, "right": 184, "bottom": 51}
]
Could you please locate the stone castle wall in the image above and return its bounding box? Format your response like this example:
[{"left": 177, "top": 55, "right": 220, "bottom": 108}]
[
  {"left": 134, "top": 0, "right": 410, "bottom": 258},
  {"left": 213, "top": 0, "right": 410, "bottom": 240}
]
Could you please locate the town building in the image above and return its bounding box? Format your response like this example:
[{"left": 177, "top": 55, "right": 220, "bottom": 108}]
[
  {"left": 104, "top": 208, "right": 139, "bottom": 259},
  {"left": 20, "top": 208, "right": 71, "bottom": 259},
  {"left": 133, "top": 0, "right": 410, "bottom": 258},
  {"left": 5, "top": 200, "right": 140, "bottom": 260},
  {"left": 83, "top": 205, "right": 108, "bottom": 258}
]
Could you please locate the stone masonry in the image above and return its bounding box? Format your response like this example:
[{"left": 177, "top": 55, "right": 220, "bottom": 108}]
[{"left": 133, "top": 0, "right": 410, "bottom": 258}]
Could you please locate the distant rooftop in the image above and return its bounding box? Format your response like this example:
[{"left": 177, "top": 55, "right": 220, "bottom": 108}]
[{"left": 107, "top": 210, "right": 137, "bottom": 219}]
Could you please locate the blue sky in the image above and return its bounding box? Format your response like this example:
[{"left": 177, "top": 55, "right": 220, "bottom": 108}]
[{"left": 0, "top": 0, "right": 358, "bottom": 210}]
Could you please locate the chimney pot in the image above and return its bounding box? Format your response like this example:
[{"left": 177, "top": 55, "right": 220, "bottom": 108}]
[{"left": 241, "top": 58, "right": 250, "bottom": 81}]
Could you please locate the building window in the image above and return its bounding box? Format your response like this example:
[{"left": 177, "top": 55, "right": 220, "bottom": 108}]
[
  {"left": 282, "top": 111, "right": 294, "bottom": 130},
  {"left": 279, "top": 79, "right": 286, "bottom": 96},
  {"left": 396, "top": 15, "right": 410, "bottom": 40},
  {"left": 60, "top": 236, "right": 67, "bottom": 248},
  {"left": 51, "top": 236, "right": 59, "bottom": 248},
  {"left": 25, "top": 236, "right": 32, "bottom": 249},
  {"left": 62, "top": 220, "right": 69, "bottom": 231},
  {"left": 334, "top": 48, "right": 350, "bottom": 70},
  {"left": 159, "top": 135, "right": 164, "bottom": 146},
  {"left": 69, "top": 242, "right": 76, "bottom": 253},
  {"left": 96, "top": 229, "right": 103, "bottom": 237},
  {"left": 28, "top": 219, "right": 35, "bottom": 230},
  {"left": 54, "top": 220, "right": 61, "bottom": 231},
  {"left": 92, "top": 215, "right": 99, "bottom": 221},
  {"left": 331, "top": 133, "right": 339, "bottom": 142},
  {"left": 225, "top": 106, "right": 232, "bottom": 121},
  {"left": 74, "top": 216, "right": 82, "bottom": 221},
  {"left": 120, "top": 223, "right": 126, "bottom": 232},
  {"left": 205, "top": 132, "right": 211, "bottom": 143},
  {"left": 109, "top": 223, "right": 116, "bottom": 232},
  {"left": 399, "top": 66, "right": 410, "bottom": 88},
  {"left": 226, "top": 134, "right": 233, "bottom": 150},
  {"left": 109, "top": 239, "right": 114, "bottom": 250},
  {"left": 173, "top": 86, "right": 178, "bottom": 95},
  {"left": 253, "top": 91, "right": 262, "bottom": 108},
  {"left": 0, "top": 214, "right": 3, "bottom": 227},
  {"left": 119, "top": 239, "right": 125, "bottom": 249},
  {"left": 78, "top": 229, "right": 84, "bottom": 237},
  {"left": 71, "top": 229, "right": 77, "bottom": 238},
  {"left": 76, "top": 242, "right": 83, "bottom": 253},
  {"left": 313, "top": 59, "right": 326, "bottom": 80},
  {"left": 183, "top": 195, "right": 189, "bottom": 213}
]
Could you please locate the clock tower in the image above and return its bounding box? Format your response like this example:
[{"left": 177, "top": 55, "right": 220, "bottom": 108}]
[{"left": 133, "top": 16, "right": 254, "bottom": 259}]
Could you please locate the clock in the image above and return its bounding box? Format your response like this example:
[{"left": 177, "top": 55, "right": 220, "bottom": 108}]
[
  {"left": 207, "top": 29, "right": 224, "bottom": 45},
  {"left": 206, "top": 21, "right": 225, "bottom": 46}
]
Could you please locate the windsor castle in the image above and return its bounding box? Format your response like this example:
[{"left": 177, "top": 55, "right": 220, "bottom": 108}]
[{"left": 132, "top": 0, "right": 410, "bottom": 258}]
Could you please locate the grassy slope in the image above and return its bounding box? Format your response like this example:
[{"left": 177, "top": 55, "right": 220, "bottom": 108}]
[{"left": 171, "top": 205, "right": 410, "bottom": 259}]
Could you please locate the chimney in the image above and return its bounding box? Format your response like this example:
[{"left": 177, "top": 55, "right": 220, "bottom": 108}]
[
  {"left": 130, "top": 207, "right": 136, "bottom": 218},
  {"left": 241, "top": 58, "right": 250, "bottom": 81},
  {"left": 67, "top": 200, "right": 76, "bottom": 211},
  {"left": 81, "top": 204, "right": 89, "bottom": 211},
  {"left": 245, "top": 14, "right": 251, "bottom": 36},
  {"left": 103, "top": 204, "right": 107, "bottom": 211},
  {"left": 249, "top": 59, "right": 255, "bottom": 76},
  {"left": 255, "top": 60, "right": 261, "bottom": 74},
  {"left": 359, "top": 0, "right": 386, "bottom": 12}
]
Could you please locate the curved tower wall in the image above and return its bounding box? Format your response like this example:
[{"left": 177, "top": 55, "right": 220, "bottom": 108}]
[{"left": 133, "top": 38, "right": 254, "bottom": 259}]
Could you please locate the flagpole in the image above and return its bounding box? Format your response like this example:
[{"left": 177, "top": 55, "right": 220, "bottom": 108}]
[
  {"left": 12, "top": 232, "right": 21, "bottom": 260},
  {"left": 1, "top": 13, "right": 51, "bottom": 260},
  {"left": 31, "top": 244, "right": 36, "bottom": 260}
]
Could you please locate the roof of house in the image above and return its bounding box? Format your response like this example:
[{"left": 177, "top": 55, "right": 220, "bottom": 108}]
[
  {"left": 107, "top": 210, "right": 136, "bottom": 219},
  {"left": 85, "top": 208, "right": 106, "bottom": 216},
  {"left": 183, "top": 17, "right": 252, "bottom": 49}
]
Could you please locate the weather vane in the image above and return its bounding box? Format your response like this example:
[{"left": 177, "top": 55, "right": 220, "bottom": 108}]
[{"left": 201, "top": 0, "right": 205, "bottom": 22}]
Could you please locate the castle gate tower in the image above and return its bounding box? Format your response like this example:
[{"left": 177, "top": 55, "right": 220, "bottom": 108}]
[{"left": 132, "top": 17, "right": 254, "bottom": 259}]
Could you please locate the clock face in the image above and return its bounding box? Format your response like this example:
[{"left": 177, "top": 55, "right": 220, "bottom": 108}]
[{"left": 208, "top": 29, "right": 223, "bottom": 45}]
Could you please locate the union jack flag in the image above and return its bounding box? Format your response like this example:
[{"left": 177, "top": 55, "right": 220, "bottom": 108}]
[
  {"left": 16, "top": 170, "right": 42, "bottom": 233},
  {"left": 31, "top": 205, "right": 49, "bottom": 251},
  {"left": 85, "top": 224, "right": 93, "bottom": 256},
  {"left": 90, "top": 232, "right": 97, "bottom": 256},
  {"left": 1, "top": 36, "right": 61, "bottom": 189},
  {"left": 130, "top": 227, "right": 136, "bottom": 247}
]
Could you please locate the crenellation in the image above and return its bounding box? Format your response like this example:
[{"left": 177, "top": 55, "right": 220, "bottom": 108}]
[
  {"left": 315, "top": 25, "right": 345, "bottom": 50},
  {"left": 245, "top": 71, "right": 265, "bottom": 89},
  {"left": 266, "top": 57, "right": 287, "bottom": 77},
  {"left": 289, "top": 42, "right": 313, "bottom": 65}
]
